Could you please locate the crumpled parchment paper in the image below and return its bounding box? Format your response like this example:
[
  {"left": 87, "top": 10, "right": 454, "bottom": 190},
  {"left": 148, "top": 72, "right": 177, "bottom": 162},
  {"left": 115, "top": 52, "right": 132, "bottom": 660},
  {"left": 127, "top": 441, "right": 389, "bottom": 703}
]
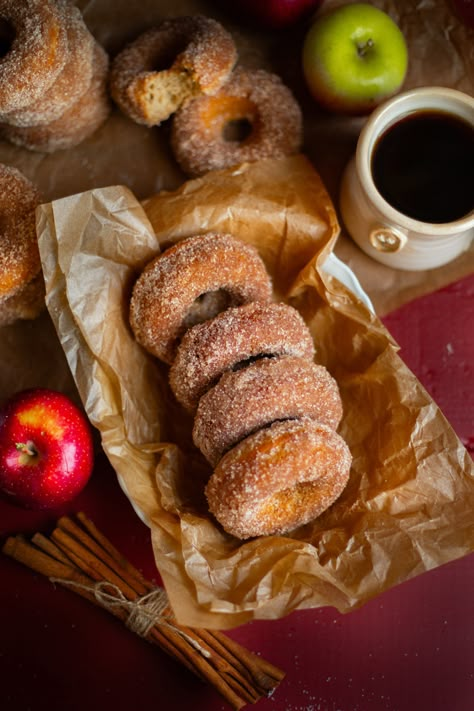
[{"left": 36, "top": 155, "right": 474, "bottom": 629}]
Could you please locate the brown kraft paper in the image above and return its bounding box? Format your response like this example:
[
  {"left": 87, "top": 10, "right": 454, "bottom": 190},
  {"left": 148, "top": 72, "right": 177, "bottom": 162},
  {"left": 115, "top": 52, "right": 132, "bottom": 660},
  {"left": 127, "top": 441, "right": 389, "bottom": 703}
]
[{"left": 36, "top": 155, "right": 474, "bottom": 630}]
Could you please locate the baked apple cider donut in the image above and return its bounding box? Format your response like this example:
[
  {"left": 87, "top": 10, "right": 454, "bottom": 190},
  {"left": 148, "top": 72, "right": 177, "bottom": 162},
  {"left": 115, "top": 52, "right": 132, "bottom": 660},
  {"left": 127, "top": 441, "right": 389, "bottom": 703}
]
[
  {"left": 2, "top": 0, "right": 96, "bottom": 127},
  {"left": 1, "top": 43, "right": 110, "bottom": 153},
  {"left": 193, "top": 355, "right": 343, "bottom": 466},
  {"left": 0, "top": 0, "right": 68, "bottom": 113},
  {"left": 110, "top": 16, "right": 237, "bottom": 126},
  {"left": 205, "top": 418, "right": 352, "bottom": 539},
  {"left": 171, "top": 67, "right": 303, "bottom": 176},
  {"left": 0, "top": 164, "right": 44, "bottom": 326},
  {"left": 169, "top": 301, "right": 316, "bottom": 413},
  {"left": 129, "top": 233, "right": 273, "bottom": 365}
]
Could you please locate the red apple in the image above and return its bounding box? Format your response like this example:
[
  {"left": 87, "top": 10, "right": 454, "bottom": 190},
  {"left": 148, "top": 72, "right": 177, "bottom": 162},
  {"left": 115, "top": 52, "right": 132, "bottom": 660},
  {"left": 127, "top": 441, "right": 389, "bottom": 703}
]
[
  {"left": 0, "top": 388, "right": 94, "bottom": 510},
  {"left": 216, "top": 0, "right": 323, "bottom": 29}
]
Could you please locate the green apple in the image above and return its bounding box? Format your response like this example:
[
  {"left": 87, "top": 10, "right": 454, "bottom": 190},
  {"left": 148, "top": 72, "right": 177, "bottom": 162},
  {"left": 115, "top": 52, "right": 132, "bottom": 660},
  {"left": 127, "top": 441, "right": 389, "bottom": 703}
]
[{"left": 302, "top": 3, "right": 408, "bottom": 114}]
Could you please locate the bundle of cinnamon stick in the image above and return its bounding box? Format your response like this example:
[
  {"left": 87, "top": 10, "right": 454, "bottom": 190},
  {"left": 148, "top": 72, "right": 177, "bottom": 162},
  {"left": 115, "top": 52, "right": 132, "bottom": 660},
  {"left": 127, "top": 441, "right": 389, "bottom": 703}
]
[{"left": 2, "top": 512, "right": 284, "bottom": 709}]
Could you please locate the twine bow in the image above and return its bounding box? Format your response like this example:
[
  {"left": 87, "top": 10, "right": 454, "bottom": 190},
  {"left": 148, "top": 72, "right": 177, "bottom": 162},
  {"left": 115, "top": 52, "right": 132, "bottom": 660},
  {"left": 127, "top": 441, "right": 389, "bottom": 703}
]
[{"left": 51, "top": 578, "right": 211, "bottom": 657}]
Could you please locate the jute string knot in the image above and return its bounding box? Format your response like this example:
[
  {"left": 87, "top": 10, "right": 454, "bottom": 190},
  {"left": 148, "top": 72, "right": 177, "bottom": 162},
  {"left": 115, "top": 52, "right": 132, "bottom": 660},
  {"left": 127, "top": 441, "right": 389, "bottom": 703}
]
[
  {"left": 51, "top": 578, "right": 170, "bottom": 638},
  {"left": 93, "top": 581, "right": 170, "bottom": 637},
  {"left": 50, "top": 578, "right": 212, "bottom": 658}
]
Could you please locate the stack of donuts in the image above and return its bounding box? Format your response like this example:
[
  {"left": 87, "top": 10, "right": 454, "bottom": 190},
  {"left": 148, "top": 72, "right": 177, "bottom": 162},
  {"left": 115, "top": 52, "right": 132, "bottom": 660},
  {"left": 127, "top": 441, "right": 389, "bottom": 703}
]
[
  {"left": 129, "top": 233, "right": 352, "bottom": 539},
  {"left": 109, "top": 15, "right": 303, "bottom": 177},
  {"left": 0, "top": 0, "right": 110, "bottom": 153},
  {"left": 0, "top": 164, "right": 44, "bottom": 326}
]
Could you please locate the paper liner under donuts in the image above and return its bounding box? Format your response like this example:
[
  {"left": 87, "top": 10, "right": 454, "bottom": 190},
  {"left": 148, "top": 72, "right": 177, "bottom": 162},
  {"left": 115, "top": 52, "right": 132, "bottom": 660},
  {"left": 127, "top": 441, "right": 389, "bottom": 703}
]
[{"left": 36, "top": 155, "right": 474, "bottom": 630}]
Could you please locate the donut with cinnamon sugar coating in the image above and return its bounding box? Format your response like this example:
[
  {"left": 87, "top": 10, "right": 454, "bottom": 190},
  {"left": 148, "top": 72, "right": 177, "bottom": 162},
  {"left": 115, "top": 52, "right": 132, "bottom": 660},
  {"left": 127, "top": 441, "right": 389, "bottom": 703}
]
[
  {"left": 129, "top": 233, "right": 273, "bottom": 365},
  {"left": 0, "top": 164, "right": 44, "bottom": 326},
  {"left": 110, "top": 16, "right": 237, "bottom": 126},
  {"left": 0, "top": 272, "right": 45, "bottom": 327},
  {"left": 193, "top": 355, "right": 343, "bottom": 466},
  {"left": 1, "top": 43, "right": 110, "bottom": 153},
  {"left": 3, "top": 1, "right": 96, "bottom": 127},
  {"left": 0, "top": 0, "right": 68, "bottom": 113},
  {"left": 171, "top": 67, "right": 303, "bottom": 177},
  {"left": 169, "top": 301, "right": 315, "bottom": 413},
  {"left": 205, "top": 418, "right": 352, "bottom": 539}
]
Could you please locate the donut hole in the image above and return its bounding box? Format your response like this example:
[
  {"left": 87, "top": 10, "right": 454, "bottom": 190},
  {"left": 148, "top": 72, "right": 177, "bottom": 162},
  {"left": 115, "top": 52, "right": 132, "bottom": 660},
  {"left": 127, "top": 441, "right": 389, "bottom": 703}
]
[
  {"left": 222, "top": 118, "right": 253, "bottom": 143},
  {"left": 182, "top": 289, "right": 234, "bottom": 331},
  {"left": 0, "top": 18, "right": 15, "bottom": 58},
  {"left": 202, "top": 96, "right": 257, "bottom": 144}
]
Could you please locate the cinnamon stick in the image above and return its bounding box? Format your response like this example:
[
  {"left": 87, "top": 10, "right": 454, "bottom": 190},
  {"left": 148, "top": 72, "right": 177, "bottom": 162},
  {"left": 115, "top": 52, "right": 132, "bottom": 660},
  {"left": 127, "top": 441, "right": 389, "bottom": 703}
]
[{"left": 2, "top": 513, "right": 284, "bottom": 710}]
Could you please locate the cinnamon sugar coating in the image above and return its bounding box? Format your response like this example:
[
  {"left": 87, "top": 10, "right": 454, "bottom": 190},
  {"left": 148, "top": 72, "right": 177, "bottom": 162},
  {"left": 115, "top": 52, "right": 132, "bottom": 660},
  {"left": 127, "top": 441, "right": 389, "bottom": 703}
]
[
  {"left": 110, "top": 16, "right": 237, "bottom": 126},
  {"left": 2, "top": 1, "right": 96, "bottom": 127},
  {"left": 193, "top": 355, "right": 343, "bottom": 465},
  {"left": 169, "top": 301, "right": 315, "bottom": 413},
  {"left": 0, "top": 163, "right": 44, "bottom": 325},
  {"left": 171, "top": 67, "right": 303, "bottom": 177},
  {"left": 130, "top": 232, "right": 273, "bottom": 365},
  {"left": 1, "top": 43, "right": 110, "bottom": 153},
  {"left": 0, "top": 271, "right": 45, "bottom": 326},
  {"left": 0, "top": 0, "right": 68, "bottom": 113},
  {"left": 205, "top": 418, "right": 352, "bottom": 539}
]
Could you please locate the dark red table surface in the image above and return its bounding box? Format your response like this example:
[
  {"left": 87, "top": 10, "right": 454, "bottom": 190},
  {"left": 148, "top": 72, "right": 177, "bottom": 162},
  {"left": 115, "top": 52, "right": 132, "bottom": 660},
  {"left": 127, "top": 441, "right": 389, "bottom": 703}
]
[{"left": 1, "top": 272, "right": 473, "bottom": 711}]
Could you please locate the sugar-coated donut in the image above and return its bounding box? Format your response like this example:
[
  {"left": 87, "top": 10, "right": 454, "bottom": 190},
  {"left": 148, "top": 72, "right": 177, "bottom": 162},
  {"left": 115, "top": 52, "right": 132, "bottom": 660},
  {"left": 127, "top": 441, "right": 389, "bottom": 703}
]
[
  {"left": 205, "top": 418, "right": 352, "bottom": 539},
  {"left": 110, "top": 16, "right": 237, "bottom": 127},
  {"left": 2, "top": 1, "right": 96, "bottom": 127},
  {"left": 171, "top": 67, "right": 303, "bottom": 177},
  {"left": 169, "top": 301, "right": 315, "bottom": 413},
  {"left": 0, "top": 164, "right": 44, "bottom": 326},
  {"left": 130, "top": 232, "right": 273, "bottom": 365},
  {"left": 193, "top": 355, "right": 343, "bottom": 466},
  {"left": 0, "top": 272, "right": 45, "bottom": 327},
  {"left": 0, "top": 0, "right": 68, "bottom": 113},
  {"left": 206, "top": 418, "right": 352, "bottom": 539},
  {"left": 1, "top": 43, "right": 110, "bottom": 153}
]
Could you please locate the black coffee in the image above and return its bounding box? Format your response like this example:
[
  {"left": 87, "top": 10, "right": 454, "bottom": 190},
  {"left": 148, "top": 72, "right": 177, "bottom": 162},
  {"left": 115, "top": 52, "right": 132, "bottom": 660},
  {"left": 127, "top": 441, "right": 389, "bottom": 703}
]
[{"left": 371, "top": 110, "right": 474, "bottom": 223}]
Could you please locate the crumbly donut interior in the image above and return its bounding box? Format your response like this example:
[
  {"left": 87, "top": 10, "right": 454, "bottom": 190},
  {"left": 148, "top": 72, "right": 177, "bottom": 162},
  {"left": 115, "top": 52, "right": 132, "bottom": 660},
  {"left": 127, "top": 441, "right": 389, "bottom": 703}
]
[{"left": 133, "top": 69, "right": 198, "bottom": 124}]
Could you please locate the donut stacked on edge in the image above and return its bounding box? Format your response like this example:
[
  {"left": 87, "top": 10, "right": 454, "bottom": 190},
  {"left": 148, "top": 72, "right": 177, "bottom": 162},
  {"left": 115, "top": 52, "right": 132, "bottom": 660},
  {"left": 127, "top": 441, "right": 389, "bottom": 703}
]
[
  {"left": 0, "top": 164, "right": 44, "bottom": 326},
  {"left": 130, "top": 233, "right": 352, "bottom": 540},
  {"left": 109, "top": 15, "right": 303, "bottom": 176},
  {"left": 0, "top": 0, "right": 110, "bottom": 153}
]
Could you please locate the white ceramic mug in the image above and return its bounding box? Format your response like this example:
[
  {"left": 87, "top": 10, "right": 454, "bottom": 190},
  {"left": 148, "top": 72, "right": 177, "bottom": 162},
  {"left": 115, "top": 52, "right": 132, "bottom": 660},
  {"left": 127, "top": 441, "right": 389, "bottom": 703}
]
[{"left": 339, "top": 87, "right": 474, "bottom": 271}]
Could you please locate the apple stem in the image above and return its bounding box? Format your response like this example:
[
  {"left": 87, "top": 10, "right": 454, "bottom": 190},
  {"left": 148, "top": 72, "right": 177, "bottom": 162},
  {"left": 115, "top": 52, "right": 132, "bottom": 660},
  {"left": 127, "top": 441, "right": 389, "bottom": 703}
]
[
  {"left": 16, "top": 440, "right": 38, "bottom": 458},
  {"left": 357, "top": 38, "right": 374, "bottom": 57}
]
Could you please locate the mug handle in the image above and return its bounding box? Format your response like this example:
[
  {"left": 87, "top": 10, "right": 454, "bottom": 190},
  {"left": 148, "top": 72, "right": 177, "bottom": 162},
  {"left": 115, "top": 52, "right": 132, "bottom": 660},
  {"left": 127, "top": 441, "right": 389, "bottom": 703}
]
[{"left": 369, "top": 224, "right": 408, "bottom": 253}]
